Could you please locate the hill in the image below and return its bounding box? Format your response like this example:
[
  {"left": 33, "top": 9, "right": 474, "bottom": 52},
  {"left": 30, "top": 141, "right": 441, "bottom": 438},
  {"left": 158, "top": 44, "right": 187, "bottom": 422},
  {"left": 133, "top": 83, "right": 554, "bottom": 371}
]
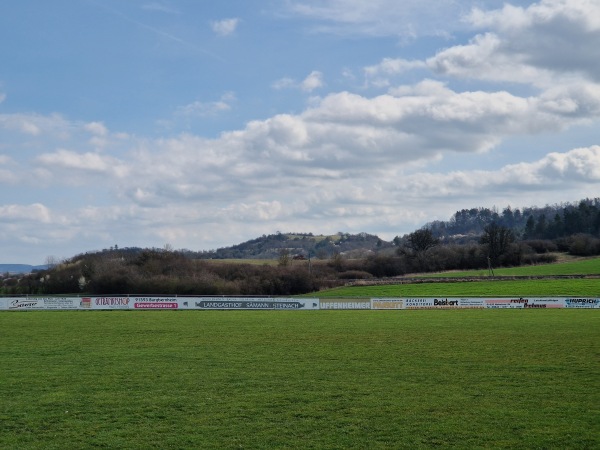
[
  {"left": 0, "top": 264, "right": 49, "bottom": 274},
  {"left": 194, "top": 232, "right": 393, "bottom": 260},
  {"left": 424, "top": 197, "right": 600, "bottom": 242}
]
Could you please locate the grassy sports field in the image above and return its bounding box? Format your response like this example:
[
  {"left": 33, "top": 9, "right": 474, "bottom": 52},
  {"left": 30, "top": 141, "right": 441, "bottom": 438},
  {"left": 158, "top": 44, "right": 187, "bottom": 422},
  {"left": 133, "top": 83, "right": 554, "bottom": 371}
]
[{"left": 1, "top": 310, "right": 598, "bottom": 449}]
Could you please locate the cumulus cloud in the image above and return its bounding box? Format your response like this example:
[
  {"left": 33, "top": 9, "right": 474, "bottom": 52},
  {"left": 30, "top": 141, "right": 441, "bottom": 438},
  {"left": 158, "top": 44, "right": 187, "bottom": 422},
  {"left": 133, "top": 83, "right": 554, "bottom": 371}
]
[
  {"left": 272, "top": 71, "right": 324, "bottom": 92},
  {"left": 84, "top": 121, "right": 108, "bottom": 136},
  {"left": 175, "top": 92, "right": 236, "bottom": 117},
  {"left": 300, "top": 71, "right": 324, "bottom": 91},
  {"left": 0, "top": 112, "right": 72, "bottom": 138},
  {"left": 433, "top": 0, "right": 600, "bottom": 85},
  {"left": 364, "top": 58, "right": 427, "bottom": 87},
  {"left": 361, "top": 0, "right": 600, "bottom": 89},
  {"left": 0, "top": 203, "right": 52, "bottom": 223},
  {"left": 211, "top": 18, "right": 240, "bottom": 36},
  {"left": 35, "top": 149, "right": 130, "bottom": 180},
  {"left": 396, "top": 146, "right": 600, "bottom": 200}
]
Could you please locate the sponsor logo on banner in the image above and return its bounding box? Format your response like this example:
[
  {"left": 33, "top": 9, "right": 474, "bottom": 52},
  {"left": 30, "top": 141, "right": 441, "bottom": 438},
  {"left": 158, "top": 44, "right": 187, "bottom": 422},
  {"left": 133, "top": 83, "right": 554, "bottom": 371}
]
[
  {"left": 321, "top": 300, "right": 371, "bottom": 310},
  {"left": 405, "top": 298, "right": 461, "bottom": 309},
  {"left": 458, "top": 298, "right": 485, "bottom": 308},
  {"left": 94, "top": 297, "right": 130, "bottom": 309},
  {"left": 132, "top": 297, "right": 178, "bottom": 309},
  {"left": 371, "top": 298, "right": 404, "bottom": 310},
  {"left": 484, "top": 299, "right": 526, "bottom": 308},
  {"left": 41, "top": 297, "right": 77, "bottom": 310},
  {"left": 485, "top": 298, "right": 566, "bottom": 308},
  {"left": 192, "top": 297, "right": 318, "bottom": 310},
  {"left": 405, "top": 298, "right": 433, "bottom": 309},
  {"left": 565, "top": 298, "right": 599, "bottom": 308},
  {"left": 9, "top": 299, "right": 43, "bottom": 309},
  {"left": 6, "top": 297, "right": 79, "bottom": 310},
  {"left": 134, "top": 302, "right": 178, "bottom": 309},
  {"left": 526, "top": 298, "right": 564, "bottom": 308}
]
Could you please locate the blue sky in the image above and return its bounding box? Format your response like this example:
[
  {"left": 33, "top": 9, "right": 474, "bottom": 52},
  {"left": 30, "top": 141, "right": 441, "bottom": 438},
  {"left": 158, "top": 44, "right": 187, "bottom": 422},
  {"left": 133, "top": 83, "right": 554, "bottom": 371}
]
[{"left": 1, "top": 0, "right": 599, "bottom": 264}]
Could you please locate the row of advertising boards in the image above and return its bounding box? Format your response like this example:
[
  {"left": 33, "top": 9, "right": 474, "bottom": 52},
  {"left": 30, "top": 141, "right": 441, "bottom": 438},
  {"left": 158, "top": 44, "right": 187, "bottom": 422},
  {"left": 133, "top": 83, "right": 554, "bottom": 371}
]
[{"left": 1, "top": 296, "right": 599, "bottom": 310}]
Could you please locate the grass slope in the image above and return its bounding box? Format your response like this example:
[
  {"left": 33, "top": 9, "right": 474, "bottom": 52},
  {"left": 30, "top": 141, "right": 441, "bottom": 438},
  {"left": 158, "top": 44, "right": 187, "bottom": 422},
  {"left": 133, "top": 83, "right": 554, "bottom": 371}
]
[
  {"left": 422, "top": 256, "right": 600, "bottom": 278},
  {"left": 1, "top": 311, "right": 598, "bottom": 449},
  {"left": 316, "top": 278, "right": 600, "bottom": 298},
  {"left": 315, "top": 256, "right": 600, "bottom": 298}
]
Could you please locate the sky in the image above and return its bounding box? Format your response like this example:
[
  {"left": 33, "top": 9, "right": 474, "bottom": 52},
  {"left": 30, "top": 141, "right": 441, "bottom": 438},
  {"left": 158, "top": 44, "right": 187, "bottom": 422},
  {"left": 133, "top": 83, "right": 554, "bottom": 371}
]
[{"left": 1, "top": 0, "right": 599, "bottom": 264}]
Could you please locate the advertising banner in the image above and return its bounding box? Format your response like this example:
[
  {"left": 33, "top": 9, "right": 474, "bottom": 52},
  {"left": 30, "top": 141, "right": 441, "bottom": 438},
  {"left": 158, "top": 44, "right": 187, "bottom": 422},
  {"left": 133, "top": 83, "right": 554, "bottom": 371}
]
[
  {"left": 484, "top": 299, "right": 526, "bottom": 308},
  {"left": 320, "top": 299, "right": 371, "bottom": 310},
  {"left": 1, "top": 296, "right": 598, "bottom": 311},
  {"left": 6, "top": 297, "right": 78, "bottom": 310},
  {"left": 131, "top": 296, "right": 180, "bottom": 309},
  {"left": 405, "top": 298, "right": 465, "bottom": 309},
  {"left": 188, "top": 297, "right": 319, "bottom": 310},
  {"left": 524, "top": 298, "right": 564, "bottom": 308},
  {"left": 83, "top": 297, "right": 131, "bottom": 310},
  {"left": 371, "top": 298, "right": 404, "bottom": 310},
  {"left": 564, "top": 298, "right": 600, "bottom": 308}
]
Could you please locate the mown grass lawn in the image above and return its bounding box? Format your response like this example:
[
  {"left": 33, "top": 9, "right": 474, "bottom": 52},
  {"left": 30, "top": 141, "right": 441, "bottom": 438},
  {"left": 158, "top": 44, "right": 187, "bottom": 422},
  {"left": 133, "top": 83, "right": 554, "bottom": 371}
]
[{"left": 1, "top": 310, "right": 598, "bottom": 449}]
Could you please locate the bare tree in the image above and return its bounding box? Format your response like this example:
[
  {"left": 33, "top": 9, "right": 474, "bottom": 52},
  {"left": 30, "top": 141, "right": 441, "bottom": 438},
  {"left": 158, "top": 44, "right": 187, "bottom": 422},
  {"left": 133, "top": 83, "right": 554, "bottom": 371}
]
[{"left": 480, "top": 223, "right": 515, "bottom": 264}]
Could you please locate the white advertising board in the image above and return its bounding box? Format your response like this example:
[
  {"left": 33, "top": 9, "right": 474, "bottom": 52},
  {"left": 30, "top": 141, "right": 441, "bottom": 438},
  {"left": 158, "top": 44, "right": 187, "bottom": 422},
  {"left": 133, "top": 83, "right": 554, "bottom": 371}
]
[
  {"left": 564, "top": 298, "right": 600, "bottom": 308},
  {"left": 320, "top": 300, "right": 371, "bottom": 310},
  {"left": 4, "top": 297, "right": 78, "bottom": 310},
  {"left": 1, "top": 296, "right": 598, "bottom": 310},
  {"left": 404, "top": 298, "right": 466, "bottom": 309},
  {"left": 81, "top": 297, "right": 131, "bottom": 309},
  {"left": 371, "top": 298, "right": 404, "bottom": 310},
  {"left": 187, "top": 297, "right": 319, "bottom": 310}
]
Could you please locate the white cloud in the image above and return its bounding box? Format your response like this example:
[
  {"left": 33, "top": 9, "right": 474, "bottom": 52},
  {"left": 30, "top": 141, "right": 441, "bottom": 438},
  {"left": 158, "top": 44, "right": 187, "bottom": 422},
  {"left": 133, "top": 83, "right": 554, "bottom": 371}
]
[
  {"left": 301, "top": 71, "right": 324, "bottom": 92},
  {"left": 175, "top": 92, "right": 236, "bottom": 117},
  {"left": 397, "top": 145, "right": 600, "bottom": 200},
  {"left": 272, "top": 71, "right": 324, "bottom": 92},
  {"left": 211, "top": 18, "right": 240, "bottom": 36},
  {"left": 361, "top": 0, "right": 600, "bottom": 89},
  {"left": 0, "top": 203, "right": 52, "bottom": 224},
  {"left": 35, "top": 149, "right": 129, "bottom": 179},
  {"left": 272, "top": 77, "right": 296, "bottom": 90},
  {"left": 284, "top": 0, "right": 479, "bottom": 37},
  {"left": 364, "top": 58, "right": 426, "bottom": 87},
  {"left": 0, "top": 113, "right": 71, "bottom": 138},
  {"left": 435, "top": 0, "right": 600, "bottom": 85},
  {"left": 84, "top": 121, "right": 108, "bottom": 136}
]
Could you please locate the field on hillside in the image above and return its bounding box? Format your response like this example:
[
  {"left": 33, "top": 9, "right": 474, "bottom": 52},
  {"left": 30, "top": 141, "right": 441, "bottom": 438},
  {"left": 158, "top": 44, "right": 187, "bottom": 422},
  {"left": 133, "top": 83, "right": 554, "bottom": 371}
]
[
  {"left": 1, "top": 311, "right": 598, "bottom": 449},
  {"left": 421, "top": 256, "right": 600, "bottom": 278},
  {"left": 316, "top": 278, "right": 600, "bottom": 298},
  {"left": 315, "top": 256, "right": 600, "bottom": 298}
]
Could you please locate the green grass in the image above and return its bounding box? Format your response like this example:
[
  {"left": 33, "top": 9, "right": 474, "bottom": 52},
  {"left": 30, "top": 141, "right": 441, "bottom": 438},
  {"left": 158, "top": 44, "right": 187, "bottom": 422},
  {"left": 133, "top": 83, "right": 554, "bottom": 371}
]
[
  {"left": 0, "top": 311, "right": 598, "bottom": 449},
  {"left": 316, "top": 278, "right": 600, "bottom": 298},
  {"left": 422, "top": 256, "right": 600, "bottom": 278}
]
